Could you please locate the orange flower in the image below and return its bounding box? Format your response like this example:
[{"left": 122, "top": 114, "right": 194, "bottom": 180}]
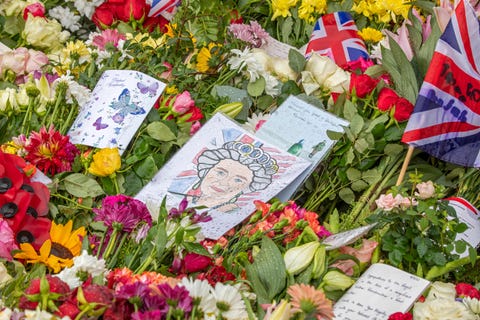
[{"left": 287, "top": 283, "right": 334, "bottom": 320}]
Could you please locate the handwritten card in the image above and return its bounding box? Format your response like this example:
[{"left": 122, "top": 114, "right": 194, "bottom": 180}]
[
  {"left": 323, "top": 224, "right": 376, "bottom": 250},
  {"left": 333, "top": 263, "right": 430, "bottom": 320},
  {"left": 446, "top": 197, "right": 480, "bottom": 257},
  {"left": 256, "top": 95, "right": 349, "bottom": 201},
  {"left": 68, "top": 70, "right": 165, "bottom": 154},
  {"left": 135, "top": 113, "right": 311, "bottom": 239}
]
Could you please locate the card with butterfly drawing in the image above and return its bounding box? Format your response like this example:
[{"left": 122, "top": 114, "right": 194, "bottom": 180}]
[{"left": 68, "top": 70, "right": 165, "bottom": 154}]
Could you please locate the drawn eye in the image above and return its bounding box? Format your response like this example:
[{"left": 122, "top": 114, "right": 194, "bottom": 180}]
[
  {"left": 216, "top": 170, "right": 226, "bottom": 177},
  {"left": 233, "top": 178, "right": 244, "bottom": 184}
]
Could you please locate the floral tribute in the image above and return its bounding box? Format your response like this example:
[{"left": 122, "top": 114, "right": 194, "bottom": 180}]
[{"left": 0, "top": 0, "right": 479, "bottom": 319}]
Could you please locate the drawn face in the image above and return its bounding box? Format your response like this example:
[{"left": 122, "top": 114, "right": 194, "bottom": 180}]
[{"left": 199, "top": 159, "right": 253, "bottom": 203}]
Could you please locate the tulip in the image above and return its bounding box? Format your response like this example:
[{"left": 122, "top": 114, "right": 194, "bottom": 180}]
[
  {"left": 320, "top": 270, "right": 355, "bottom": 291},
  {"left": 284, "top": 241, "right": 320, "bottom": 275}
]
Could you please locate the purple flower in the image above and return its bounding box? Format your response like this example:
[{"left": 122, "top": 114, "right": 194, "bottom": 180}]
[
  {"left": 116, "top": 282, "right": 150, "bottom": 300},
  {"left": 93, "top": 195, "right": 152, "bottom": 232},
  {"left": 158, "top": 283, "right": 193, "bottom": 313},
  {"left": 131, "top": 310, "right": 163, "bottom": 320},
  {"left": 229, "top": 20, "right": 269, "bottom": 47}
]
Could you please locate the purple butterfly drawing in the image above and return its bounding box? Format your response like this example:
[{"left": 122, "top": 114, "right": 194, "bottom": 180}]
[
  {"left": 110, "top": 88, "right": 145, "bottom": 124},
  {"left": 93, "top": 117, "right": 108, "bottom": 130},
  {"left": 137, "top": 81, "right": 159, "bottom": 96}
]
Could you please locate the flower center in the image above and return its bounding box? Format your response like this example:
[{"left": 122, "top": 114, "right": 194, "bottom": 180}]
[
  {"left": 38, "top": 144, "right": 53, "bottom": 158},
  {"left": 0, "top": 178, "right": 12, "bottom": 193},
  {"left": 1, "top": 202, "right": 18, "bottom": 218},
  {"left": 16, "top": 230, "right": 34, "bottom": 244},
  {"left": 50, "top": 242, "right": 74, "bottom": 259},
  {"left": 216, "top": 301, "right": 230, "bottom": 312}
]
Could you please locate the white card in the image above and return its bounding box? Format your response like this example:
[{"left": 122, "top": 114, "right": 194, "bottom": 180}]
[
  {"left": 135, "top": 113, "right": 311, "bottom": 239},
  {"left": 68, "top": 70, "right": 165, "bottom": 154},
  {"left": 446, "top": 197, "right": 480, "bottom": 257},
  {"left": 333, "top": 263, "right": 430, "bottom": 320}
]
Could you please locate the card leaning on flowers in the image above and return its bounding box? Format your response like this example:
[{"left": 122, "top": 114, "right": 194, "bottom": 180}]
[{"left": 2, "top": 0, "right": 480, "bottom": 319}]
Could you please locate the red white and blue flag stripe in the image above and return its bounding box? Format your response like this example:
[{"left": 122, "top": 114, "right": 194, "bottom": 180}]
[
  {"left": 148, "top": 0, "right": 180, "bottom": 20},
  {"left": 305, "top": 11, "right": 369, "bottom": 67},
  {"left": 402, "top": 0, "right": 480, "bottom": 167}
]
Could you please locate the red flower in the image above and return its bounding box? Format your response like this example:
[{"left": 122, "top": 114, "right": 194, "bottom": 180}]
[
  {"left": 56, "top": 300, "right": 80, "bottom": 319},
  {"left": 184, "top": 106, "right": 204, "bottom": 122},
  {"left": 23, "top": 2, "right": 45, "bottom": 20},
  {"left": 183, "top": 252, "right": 212, "bottom": 273},
  {"left": 197, "top": 265, "right": 236, "bottom": 286},
  {"left": 229, "top": 9, "right": 243, "bottom": 24},
  {"left": 92, "top": 3, "right": 116, "bottom": 28},
  {"left": 349, "top": 73, "right": 379, "bottom": 98},
  {"left": 377, "top": 87, "right": 399, "bottom": 112},
  {"left": 92, "top": 0, "right": 151, "bottom": 29},
  {"left": 456, "top": 283, "right": 480, "bottom": 299},
  {"left": 393, "top": 98, "right": 414, "bottom": 122},
  {"left": 344, "top": 57, "right": 374, "bottom": 73},
  {"left": 388, "top": 312, "right": 413, "bottom": 320},
  {"left": 19, "top": 275, "right": 71, "bottom": 310},
  {"left": 143, "top": 15, "right": 169, "bottom": 33}
]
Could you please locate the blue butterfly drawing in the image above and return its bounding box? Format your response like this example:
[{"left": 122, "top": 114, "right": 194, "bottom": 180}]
[
  {"left": 137, "top": 82, "right": 159, "bottom": 96},
  {"left": 93, "top": 117, "right": 108, "bottom": 130},
  {"left": 109, "top": 88, "right": 145, "bottom": 124}
]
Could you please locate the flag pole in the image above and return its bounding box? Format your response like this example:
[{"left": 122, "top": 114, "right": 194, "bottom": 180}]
[{"left": 396, "top": 145, "right": 415, "bottom": 186}]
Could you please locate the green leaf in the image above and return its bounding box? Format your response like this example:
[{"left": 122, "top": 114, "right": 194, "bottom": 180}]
[
  {"left": 288, "top": 49, "right": 306, "bottom": 73},
  {"left": 183, "top": 242, "right": 210, "bottom": 256},
  {"left": 339, "top": 187, "right": 355, "bottom": 204},
  {"left": 155, "top": 222, "right": 167, "bottom": 261},
  {"left": 147, "top": 121, "right": 176, "bottom": 141},
  {"left": 416, "top": 238, "right": 428, "bottom": 258},
  {"left": 326, "top": 130, "right": 344, "bottom": 140},
  {"left": 245, "top": 237, "right": 286, "bottom": 302},
  {"left": 454, "top": 240, "right": 467, "bottom": 254},
  {"left": 343, "top": 99, "right": 357, "bottom": 121},
  {"left": 432, "top": 252, "right": 447, "bottom": 266},
  {"left": 247, "top": 76, "right": 266, "bottom": 97},
  {"left": 351, "top": 180, "right": 369, "bottom": 192},
  {"left": 350, "top": 114, "right": 364, "bottom": 136},
  {"left": 354, "top": 138, "right": 369, "bottom": 153},
  {"left": 346, "top": 168, "right": 362, "bottom": 181},
  {"left": 362, "top": 169, "right": 381, "bottom": 184},
  {"left": 63, "top": 174, "right": 105, "bottom": 198},
  {"left": 133, "top": 156, "right": 158, "bottom": 180},
  {"left": 384, "top": 144, "right": 404, "bottom": 156}
]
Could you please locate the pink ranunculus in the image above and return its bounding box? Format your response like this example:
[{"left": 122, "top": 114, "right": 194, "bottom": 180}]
[
  {"left": 375, "top": 193, "right": 399, "bottom": 211},
  {"left": 189, "top": 120, "right": 201, "bottom": 136},
  {"left": 340, "top": 239, "right": 379, "bottom": 264},
  {"left": 0, "top": 219, "right": 19, "bottom": 261},
  {"left": 0, "top": 48, "right": 28, "bottom": 75},
  {"left": 415, "top": 181, "right": 435, "bottom": 199},
  {"left": 172, "top": 91, "right": 195, "bottom": 115},
  {"left": 25, "top": 49, "right": 49, "bottom": 73}
]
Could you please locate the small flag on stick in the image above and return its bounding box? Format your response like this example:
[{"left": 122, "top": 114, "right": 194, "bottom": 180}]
[{"left": 401, "top": 0, "right": 480, "bottom": 167}]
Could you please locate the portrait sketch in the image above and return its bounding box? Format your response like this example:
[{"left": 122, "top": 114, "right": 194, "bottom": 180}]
[{"left": 135, "top": 113, "right": 311, "bottom": 239}]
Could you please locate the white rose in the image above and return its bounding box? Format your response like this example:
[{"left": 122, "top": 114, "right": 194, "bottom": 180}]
[
  {"left": 415, "top": 181, "right": 435, "bottom": 199},
  {"left": 250, "top": 48, "right": 272, "bottom": 72},
  {"left": 413, "top": 298, "right": 478, "bottom": 320},
  {"left": 464, "top": 297, "right": 480, "bottom": 314},
  {"left": 22, "top": 16, "right": 69, "bottom": 51},
  {"left": 305, "top": 53, "right": 338, "bottom": 85},
  {"left": 270, "top": 57, "right": 298, "bottom": 81},
  {"left": 0, "top": 88, "right": 19, "bottom": 112},
  {"left": 426, "top": 281, "right": 457, "bottom": 301},
  {"left": 323, "top": 67, "right": 350, "bottom": 93}
]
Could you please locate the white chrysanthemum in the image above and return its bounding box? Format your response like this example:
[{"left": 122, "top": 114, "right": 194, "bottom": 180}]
[
  {"left": 55, "top": 250, "right": 106, "bottom": 289},
  {"left": 180, "top": 278, "right": 216, "bottom": 315},
  {"left": 212, "top": 283, "right": 248, "bottom": 320},
  {"left": 49, "top": 6, "right": 81, "bottom": 32},
  {"left": 242, "top": 112, "right": 270, "bottom": 133},
  {"left": 73, "top": 0, "right": 105, "bottom": 18},
  {"left": 413, "top": 298, "right": 479, "bottom": 320},
  {"left": 24, "top": 307, "right": 68, "bottom": 320},
  {"left": 464, "top": 297, "right": 480, "bottom": 314},
  {"left": 54, "top": 73, "right": 92, "bottom": 106},
  {"left": 263, "top": 73, "right": 281, "bottom": 97},
  {"left": 228, "top": 48, "right": 263, "bottom": 82}
]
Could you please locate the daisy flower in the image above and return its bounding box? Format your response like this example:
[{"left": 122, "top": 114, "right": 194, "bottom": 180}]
[
  {"left": 242, "top": 112, "right": 270, "bottom": 133},
  {"left": 287, "top": 283, "right": 334, "bottom": 320},
  {"left": 212, "top": 283, "right": 248, "bottom": 320},
  {"left": 180, "top": 278, "right": 216, "bottom": 315}
]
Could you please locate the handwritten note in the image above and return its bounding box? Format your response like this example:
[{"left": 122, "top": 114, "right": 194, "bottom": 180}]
[{"left": 333, "top": 264, "right": 430, "bottom": 320}]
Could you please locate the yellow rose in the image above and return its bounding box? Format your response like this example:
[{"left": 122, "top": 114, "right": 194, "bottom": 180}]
[
  {"left": 22, "top": 16, "right": 69, "bottom": 52},
  {"left": 88, "top": 148, "right": 121, "bottom": 177}
]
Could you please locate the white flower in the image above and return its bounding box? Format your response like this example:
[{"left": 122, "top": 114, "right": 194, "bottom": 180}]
[
  {"left": 413, "top": 298, "right": 479, "bottom": 320},
  {"left": 0, "top": 263, "right": 10, "bottom": 287},
  {"left": 464, "top": 297, "right": 480, "bottom": 314},
  {"left": 55, "top": 267, "right": 81, "bottom": 289},
  {"left": 24, "top": 307, "right": 68, "bottom": 319},
  {"left": 54, "top": 73, "right": 92, "bottom": 106},
  {"left": 0, "top": 307, "right": 12, "bottom": 320},
  {"left": 49, "top": 6, "right": 82, "bottom": 32},
  {"left": 73, "top": 0, "right": 105, "bottom": 18},
  {"left": 212, "top": 283, "right": 248, "bottom": 320},
  {"left": 242, "top": 112, "right": 270, "bottom": 133},
  {"left": 180, "top": 278, "right": 216, "bottom": 315},
  {"left": 426, "top": 281, "right": 457, "bottom": 301},
  {"left": 415, "top": 181, "right": 435, "bottom": 199},
  {"left": 264, "top": 73, "right": 281, "bottom": 97},
  {"left": 55, "top": 250, "right": 106, "bottom": 289},
  {"left": 228, "top": 48, "right": 263, "bottom": 82}
]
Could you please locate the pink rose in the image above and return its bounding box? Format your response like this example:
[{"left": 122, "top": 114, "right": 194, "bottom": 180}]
[
  {"left": 0, "top": 219, "right": 18, "bottom": 261},
  {"left": 340, "top": 239, "right": 378, "bottom": 264},
  {"left": 375, "top": 193, "right": 398, "bottom": 211},
  {"left": 0, "top": 48, "right": 28, "bottom": 74},
  {"left": 415, "top": 181, "right": 435, "bottom": 199},
  {"left": 172, "top": 91, "right": 195, "bottom": 115},
  {"left": 25, "top": 49, "right": 48, "bottom": 73},
  {"left": 23, "top": 2, "right": 45, "bottom": 20}
]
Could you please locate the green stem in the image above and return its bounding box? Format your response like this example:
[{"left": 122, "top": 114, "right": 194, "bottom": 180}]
[
  {"left": 51, "top": 193, "right": 92, "bottom": 210},
  {"left": 107, "top": 233, "right": 128, "bottom": 269},
  {"left": 21, "top": 96, "right": 36, "bottom": 135},
  {"left": 59, "top": 101, "right": 78, "bottom": 135},
  {"left": 102, "top": 228, "right": 119, "bottom": 260},
  {"left": 111, "top": 174, "right": 120, "bottom": 195},
  {"left": 47, "top": 85, "right": 67, "bottom": 128},
  {"left": 95, "top": 228, "right": 108, "bottom": 259}
]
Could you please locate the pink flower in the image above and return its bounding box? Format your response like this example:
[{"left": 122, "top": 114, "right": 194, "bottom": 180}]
[
  {"left": 92, "top": 29, "right": 126, "bottom": 50},
  {"left": 456, "top": 283, "right": 480, "bottom": 299},
  {"left": 25, "top": 49, "right": 49, "bottom": 73},
  {"left": 415, "top": 181, "right": 435, "bottom": 199},
  {"left": 159, "top": 62, "right": 173, "bottom": 81},
  {"left": 330, "top": 259, "right": 357, "bottom": 276},
  {"left": 0, "top": 219, "right": 18, "bottom": 261},
  {"left": 23, "top": 2, "right": 45, "bottom": 20},
  {"left": 189, "top": 120, "right": 201, "bottom": 136},
  {"left": 172, "top": 91, "right": 195, "bottom": 115},
  {"left": 384, "top": 22, "right": 414, "bottom": 61},
  {"left": 0, "top": 48, "right": 28, "bottom": 74},
  {"left": 339, "top": 239, "right": 378, "bottom": 264},
  {"left": 375, "top": 193, "right": 399, "bottom": 211}
]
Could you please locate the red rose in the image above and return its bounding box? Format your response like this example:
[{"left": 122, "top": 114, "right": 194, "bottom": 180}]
[
  {"left": 23, "top": 2, "right": 45, "bottom": 20},
  {"left": 92, "top": 3, "right": 116, "bottom": 28},
  {"left": 393, "top": 97, "right": 414, "bottom": 122},
  {"left": 456, "top": 283, "right": 480, "bottom": 299},
  {"left": 183, "top": 252, "right": 212, "bottom": 273},
  {"left": 184, "top": 106, "right": 204, "bottom": 122},
  {"left": 388, "top": 312, "right": 413, "bottom": 320},
  {"left": 143, "top": 15, "right": 169, "bottom": 33},
  {"left": 377, "top": 87, "right": 399, "bottom": 111},
  {"left": 349, "top": 73, "right": 379, "bottom": 98},
  {"left": 117, "top": 0, "right": 150, "bottom": 22}
]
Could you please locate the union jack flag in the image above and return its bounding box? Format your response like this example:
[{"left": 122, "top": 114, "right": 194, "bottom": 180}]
[
  {"left": 305, "top": 11, "right": 369, "bottom": 67},
  {"left": 148, "top": 0, "right": 180, "bottom": 20},
  {"left": 402, "top": 0, "right": 480, "bottom": 167}
]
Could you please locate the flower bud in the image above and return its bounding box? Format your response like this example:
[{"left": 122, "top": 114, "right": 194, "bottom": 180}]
[
  {"left": 321, "top": 270, "right": 355, "bottom": 291},
  {"left": 213, "top": 102, "right": 243, "bottom": 118},
  {"left": 284, "top": 241, "right": 319, "bottom": 275},
  {"left": 312, "top": 245, "right": 327, "bottom": 279},
  {"left": 269, "top": 300, "right": 293, "bottom": 320}
]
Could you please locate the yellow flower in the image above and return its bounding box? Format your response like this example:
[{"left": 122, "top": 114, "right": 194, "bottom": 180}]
[
  {"left": 271, "top": 0, "right": 299, "bottom": 20},
  {"left": 358, "top": 27, "right": 384, "bottom": 43},
  {"left": 381, "top": 0, "right": 410, "bottom": 21},
  {"left": 165, "top": 23, "right": 176, "bottom": 38},
  {"left": 126, "top": 33, "right": 165, "bottom": 48},
  {"left": 298, "top": 0, "right": 326, "bottom": 23},
  {"left": 196, "top": 43, "right": 221, "bottom": 73},
  {"left": 88, "top": 147, "right": 121, "bottom": 177},
  {"left": 14, "top": 220, "right": 86, "bottom": 273},
  {"left": 166, "top": 85, "right": 179, "bottom": 95}
]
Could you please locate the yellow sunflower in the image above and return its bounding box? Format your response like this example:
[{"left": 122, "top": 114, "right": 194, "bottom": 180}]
[
  {"left": 196, "top": 43, "right": 222, "bottom": 73},
  {"left": 14, "top": 221, "right": 86, "bottom": 273}
]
